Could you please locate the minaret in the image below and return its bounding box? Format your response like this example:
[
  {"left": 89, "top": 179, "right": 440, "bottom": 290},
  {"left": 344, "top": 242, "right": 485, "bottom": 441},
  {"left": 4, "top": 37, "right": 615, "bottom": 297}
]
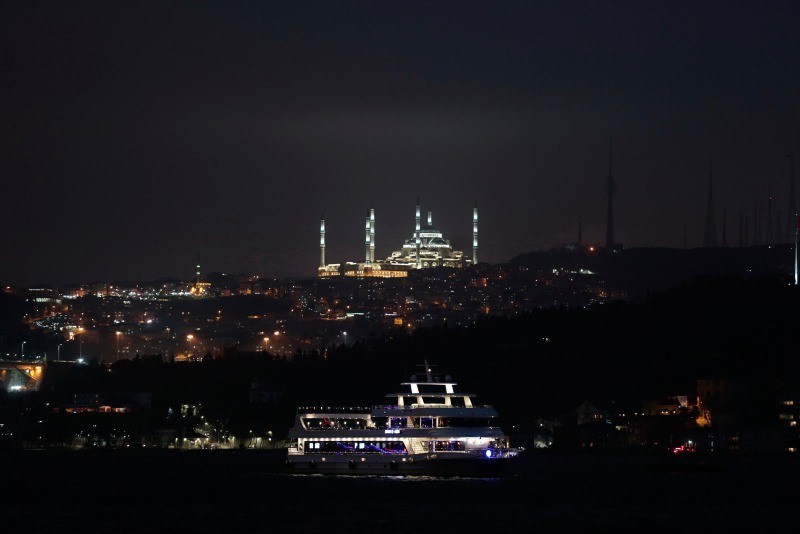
[
  {"left": 722, "top": 205, "right": 727, "bottom": 247},
  {"left": 472, "top": 201, "right": 479, "bottom": 265},
  {"left": 427, "top": 209, "right": 432, "bottom": 226},
  {"left": 788, "top": 154, "right": 796, "bottom": 244},
  {"left": 753, "top": 201, "right": 759, "bottom": 245},
  {"left": 604, "top": 138, "right": 617, "bottom": 249},
  {"left": 703, "top": 161, "right": 717, "bottom": 248},
  {"left": 319, "top": 214, "right": 326, "bottom": 268},
  {"left": 196, "top": 254, "right": 201, "bottom": 285},
  {"left": 744, "top": 214, "right": 749, "bottom": 246},
  {"left": 369, "top": 208, "right": 375, "bottom": 263},
  {"left": 415, "top": 199, "right": 422, "bottom": 268},
  {"left": 364, "top": 210, "right": 371, "bottom": 265},
  {"left": 738, "top": 212, "right": 744, "bottom": 247},
  {"left": 767, "top": 194, "right": 773, "bottom": 245}
]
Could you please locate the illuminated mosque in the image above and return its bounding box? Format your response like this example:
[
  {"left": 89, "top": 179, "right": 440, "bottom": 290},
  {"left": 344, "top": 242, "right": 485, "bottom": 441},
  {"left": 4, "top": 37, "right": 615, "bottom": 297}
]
[{"left": 318, "top": 200, "right": 478, "bottom": 278}]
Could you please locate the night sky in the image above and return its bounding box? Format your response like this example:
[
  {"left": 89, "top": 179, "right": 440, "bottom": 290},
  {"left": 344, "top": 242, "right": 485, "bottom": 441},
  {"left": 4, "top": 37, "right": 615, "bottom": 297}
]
[{"left": 3, "top": 1, "right": 800, "bottom": 285}]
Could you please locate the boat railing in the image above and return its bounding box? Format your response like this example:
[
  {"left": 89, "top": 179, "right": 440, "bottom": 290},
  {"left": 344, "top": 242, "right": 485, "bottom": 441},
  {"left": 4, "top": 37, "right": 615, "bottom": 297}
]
[
  {"left": 372, "top": 404, "right": 494, "bottom": 411},
  {"left": 296, "top": 406, "right": 373, "bottom": 414},
  {"left": 295, "top": 404, "right": 497, "bottom": 414}
]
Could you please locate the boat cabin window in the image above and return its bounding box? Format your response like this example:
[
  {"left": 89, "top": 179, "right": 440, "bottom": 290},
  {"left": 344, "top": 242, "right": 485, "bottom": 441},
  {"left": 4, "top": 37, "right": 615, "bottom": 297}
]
[
  {"left": 302, "top": 418, "right": 367, "bottom": 430},
  {"left": 303, "top": 441, "right": 407, "bottom": 454},
  {"left": 411, "top": 417, "right": 435, "bottom": 428},
  {"left": 438, "top": 417, "right": 493, "bottom": 428},
  {"left": 389, "top": 417, "right": 408, "bottom": 429},
  {"left": 371, "top": 416, "right": 387, "bottom": 428},
  {"left": 434, "top": 440, "right": 464, "bottom": 452}
]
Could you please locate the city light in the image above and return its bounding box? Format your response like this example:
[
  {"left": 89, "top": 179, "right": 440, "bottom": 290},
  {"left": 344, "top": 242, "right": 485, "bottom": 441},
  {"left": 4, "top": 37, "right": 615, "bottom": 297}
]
[
  {"left": 1, "top": 3, "right": 798, "bottom": 529},
  {"left": 116, "top": 331, "right": 122, "bottom": 361}
]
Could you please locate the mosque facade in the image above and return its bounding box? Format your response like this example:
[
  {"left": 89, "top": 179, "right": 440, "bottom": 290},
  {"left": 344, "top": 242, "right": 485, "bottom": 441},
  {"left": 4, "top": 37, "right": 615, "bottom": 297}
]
[{"left": 318, "top": 200, "right": 478, "bottom": 278}]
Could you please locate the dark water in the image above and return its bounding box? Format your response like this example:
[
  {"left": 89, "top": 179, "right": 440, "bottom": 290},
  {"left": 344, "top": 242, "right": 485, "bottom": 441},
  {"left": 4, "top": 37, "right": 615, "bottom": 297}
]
[{"left": 3, "top": 450, "right": 798, "bottom": 531}]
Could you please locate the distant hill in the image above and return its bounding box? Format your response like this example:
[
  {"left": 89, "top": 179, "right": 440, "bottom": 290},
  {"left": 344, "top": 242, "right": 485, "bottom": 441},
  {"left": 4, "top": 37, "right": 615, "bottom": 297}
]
[{"left": 509, "top": 245, "right": 795, "bottom": 295}]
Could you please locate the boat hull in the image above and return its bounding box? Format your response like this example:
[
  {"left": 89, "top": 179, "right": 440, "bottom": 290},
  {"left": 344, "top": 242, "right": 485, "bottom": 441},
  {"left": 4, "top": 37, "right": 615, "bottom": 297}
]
[{"left": 286, "top": 453, "right": 513, "bottom": 476}]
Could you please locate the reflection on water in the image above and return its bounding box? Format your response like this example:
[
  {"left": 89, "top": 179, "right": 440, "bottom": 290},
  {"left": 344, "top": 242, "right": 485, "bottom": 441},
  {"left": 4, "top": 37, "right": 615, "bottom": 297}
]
[
  {"left": 284, "top": 474, "right": 502, "bottom": 482},
  {"left": 2, "top": 451, "right": 798, "bottom": 530}
]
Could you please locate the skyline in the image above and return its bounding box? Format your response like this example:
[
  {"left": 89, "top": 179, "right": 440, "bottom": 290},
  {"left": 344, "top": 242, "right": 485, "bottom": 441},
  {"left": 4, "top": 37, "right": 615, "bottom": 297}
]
[{"left": 3, "top": 1, "right": 800, "bottom": 285}]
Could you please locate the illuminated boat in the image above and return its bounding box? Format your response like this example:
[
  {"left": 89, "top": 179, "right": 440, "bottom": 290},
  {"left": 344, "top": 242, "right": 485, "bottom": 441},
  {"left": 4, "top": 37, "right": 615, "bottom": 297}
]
[{"left": 286, "top": 363, "right": 517, "bottom": 475}]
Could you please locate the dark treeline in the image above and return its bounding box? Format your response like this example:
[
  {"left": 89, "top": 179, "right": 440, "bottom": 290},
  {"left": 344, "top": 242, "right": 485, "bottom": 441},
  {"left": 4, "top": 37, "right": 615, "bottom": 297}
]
[
  {"left": 511, "top": 245, "right": 794, "bottom": 296},
  {"left": 25, "top": 275, "right": 800, "bottom": 438}
]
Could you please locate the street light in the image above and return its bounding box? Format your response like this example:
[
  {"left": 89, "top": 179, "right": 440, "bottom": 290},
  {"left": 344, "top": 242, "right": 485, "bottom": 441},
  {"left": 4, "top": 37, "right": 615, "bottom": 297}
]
[
  {"left": 116, "top": 331, "right": 122, "bottom": 362},
  {"left": 342, "top": 331, "right": 348, "bottom": 346},
  {"left": 263, "top": 337, "right": 269, "bottom": 352},
  {"left": 186, "top": 334, "right": 194, "bottom": 358},
  {"left": 21, "top": 341, "right": 26, "bottom": 359},
  {"left": 57, "top": 344, "right": 62, "bottom": 362}
]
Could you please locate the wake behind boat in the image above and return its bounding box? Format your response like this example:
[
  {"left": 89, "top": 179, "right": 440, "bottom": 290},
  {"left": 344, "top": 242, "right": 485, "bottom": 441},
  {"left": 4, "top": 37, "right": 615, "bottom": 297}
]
[{"left": 286, "top": 362, "right": 517, "bottom": 475}]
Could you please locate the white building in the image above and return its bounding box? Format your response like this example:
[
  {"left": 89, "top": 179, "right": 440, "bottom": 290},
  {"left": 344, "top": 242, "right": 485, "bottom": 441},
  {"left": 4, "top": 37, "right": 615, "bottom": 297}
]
[{"left": 318, "top": 200, "right": 477, "bottom": 277}]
